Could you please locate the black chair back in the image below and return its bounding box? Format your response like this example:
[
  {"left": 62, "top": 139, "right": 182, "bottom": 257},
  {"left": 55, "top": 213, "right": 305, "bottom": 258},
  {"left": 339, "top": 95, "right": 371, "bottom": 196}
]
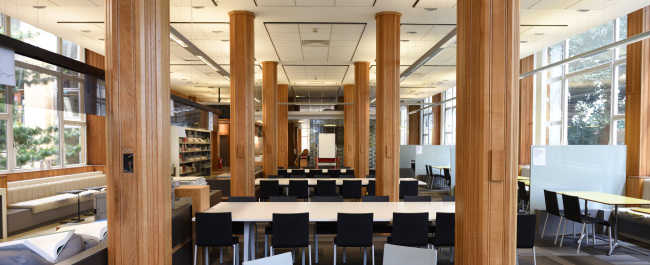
[
  {"left": 272, "top": 213, "right": 310, "bottom": 248},
  {"left": 432, "top": 212, "right": 454, "bottom": 247},
  {"left": 341, "top": 180, "right": 362, "bottom": 199},
  {"left": 362, "top": 196, "right": 389, "bottom": 202},
  {"left": 404, "top": 196, "right": 431, "bottom": 202},
  {"left": 336, "top": 213, "right": 373, "bottom": 247},
  {"left": 561, "top": 194, "right": 583, "bottom": 223},
  {"left": 517, "top": 214, "right": 536, "bottom": 249},
  {"left": 367, "top": 180, "right": 376, "bottom": 196},
  {"left": 399, "top": 181, "right": 418, "bottom": 198},
  {"left": 260, "top": 180, "right": 281, "bottom": 200},
  {"left": 518, "top": 182, "right": 528, "bottom": 200},
  {"left": 311, "top": 196, "right": 343, "bottom": 202},
  {"left": 195, "top": 212, "right": 235, "bottom": 247},
  {"left": 228, "top": 196, "right": 256, "bottom": 202},
  {"left": 270, "top": 196, "right": 298, "bottom": 202},
  {"left": 267, "top": 175, "right": 278, "bottom": 179},
  {"left": 289, "top": 180, "right": 309, "bottom": 199},
  {"left": 543, "top": 190, "right": 561, "bottom": 216},
  {"left": 391, "top": 212, "right": 429, "bottom": 247},
  {"left": 316, "top": 180, "right": 338, "bottom": 196}
]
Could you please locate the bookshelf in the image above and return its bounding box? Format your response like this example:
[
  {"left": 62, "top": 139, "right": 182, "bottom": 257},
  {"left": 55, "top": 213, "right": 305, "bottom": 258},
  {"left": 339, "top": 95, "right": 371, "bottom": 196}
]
[{"left": 177, "top": 128, "right": 212, "bottom": 176}]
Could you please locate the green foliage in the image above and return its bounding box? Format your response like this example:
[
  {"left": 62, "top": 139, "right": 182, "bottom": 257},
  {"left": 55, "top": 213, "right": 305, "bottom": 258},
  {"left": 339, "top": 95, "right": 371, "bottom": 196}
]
[
  {"left": 13, "top": 125, "right": 58, "bottom": 167},
  {"left": 64, "top": 128, "right": 81, "bottom": 164}
]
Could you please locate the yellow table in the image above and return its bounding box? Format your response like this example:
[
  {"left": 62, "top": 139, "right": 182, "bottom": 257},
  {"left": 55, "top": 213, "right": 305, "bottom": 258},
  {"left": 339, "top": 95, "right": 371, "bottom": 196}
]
[
  {"left": 555, "top": 191, "right": 650, "bottom": 255},
  {"left": 517, "top": 176, "right": 530, "bottom": 186}
]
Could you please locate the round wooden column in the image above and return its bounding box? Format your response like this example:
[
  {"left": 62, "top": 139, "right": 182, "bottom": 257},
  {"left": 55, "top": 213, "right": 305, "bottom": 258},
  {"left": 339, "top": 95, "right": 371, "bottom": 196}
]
[
  {"left": 229, "top": 10, "right": 256, "bottom": 196},
  {"left": 343, "top": 84, "right": 356, "bottom": 168},
  {"left": 354, "top": 62, "right": 370, "bottom": 178},
  {"left": 374, "top": 12, "right": 401, "bottom": 201},
  {"left": 278, "top": 84, "right": 289, "bottom": 169},
  {"left": 456, "top": 0, "right": 518, "bottom": 264},
  {"left": 262, "top": 61, "right": 278, "bottom": 177}
]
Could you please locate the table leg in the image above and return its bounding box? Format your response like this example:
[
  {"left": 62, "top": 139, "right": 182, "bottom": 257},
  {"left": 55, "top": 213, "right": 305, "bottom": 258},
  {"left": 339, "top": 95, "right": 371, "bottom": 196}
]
[
  {"left": 244, "top": 222, "right": 251, "bottom": 261},
  {"left": 250, "top": 223, "right": 256, "bottom": 260},
  {"left": 608, "top": 206, "right": 619, "bottom": 256}
]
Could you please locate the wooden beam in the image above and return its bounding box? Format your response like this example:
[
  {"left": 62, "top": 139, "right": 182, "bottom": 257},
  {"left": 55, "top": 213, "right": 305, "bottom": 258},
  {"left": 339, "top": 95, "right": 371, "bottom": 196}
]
[
  {"left": 105, "top": 0, "right": 172, "bottom": 263},
  {"left": 456, "top": 0, "right": 519, "bottom": 264},
  {"left": 432, "top": 94, "right": 442, "bottom": 145},
  {"left": 519, "top": 55, "right": 534, "bottom": 165},
  {"left": 374, "top": 12, "right": 401, "bottom": 201},
  {"left": 354, "top": 62, "right": 370, "bottom": 178},
  {"left": 278, "top": 84, "right": 289, "bottom": 168},
  {"left": 229, "top": 11, "right": 256, "bottom": 196},
  {"left": 625, "top": 7, "right": 650, "bottom": 198},
  {"left": 262, "top": 61, "right": 279, "bottom": 177},
  {"left": 408, "top": 105, "right": 421, "bottom": 145},
  {"left": 84, "top": 49, "right": 105, "bottom": 70},
  {"left": 343, "top": 84, "right": 356, "bottom": 168}
]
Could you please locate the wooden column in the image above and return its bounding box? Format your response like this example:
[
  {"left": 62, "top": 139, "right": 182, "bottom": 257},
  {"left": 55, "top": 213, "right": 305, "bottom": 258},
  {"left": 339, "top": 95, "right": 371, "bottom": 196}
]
[
  {"left": 343, "top": 84, "right": 356, "bottom": 168},
  {"left": 354, "top": 62, "right": 370, "bottom": 178},
  {"left": 105, "top": 0, "right": 171, "bottom": 263},
  {"left": 519, "top": 55, "right": 534, "bottom": 165},
  {"left": 262, "top": 61, "right": 278, "bottom": 177},
  {"left": 625, "top": 7, "right": 650, "bottom": 197},
  {"left": 229, "top": 11, "right": 256, "bottom": 196},
  {"left": 431, "top": 94, "right": 442, "bottom": 145},
  {"left": 456, "top": 0, "right": 518, "bottom": 264},
  {"left": 408, "top": 105, "right": 421, "bottom": 145},
  {"left": 374, "top": 12, "right": 401, "bottom": 201},
  {"left": 278, "top": 84, "right": 289, "bottom": 168}
]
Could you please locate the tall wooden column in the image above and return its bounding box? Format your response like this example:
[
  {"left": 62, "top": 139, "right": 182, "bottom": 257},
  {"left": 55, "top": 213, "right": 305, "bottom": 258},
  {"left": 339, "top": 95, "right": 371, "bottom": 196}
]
[
  {"left": 354, "top": 62, "right": 370, "bottom": 178},
  {"left": 625, "top": 7, "right": 650, "bottom": 197},
  {"left": 278, "top": 84, "right": 289, "bottom": 168},
  {"left": 105, "top": 0, "right": 171, "bottom": 263},
  {"left": 431, "top": 94, "right": 442, "bottom": 145},
  {"left": 408, "top": 105, "right": 421, "bottom": 145},
  {"left": 519, "top": 55, "right": 534, "bottom": 165},
  {"left": 262, "top": 61, "right": 278, "bottom": 177},
  {"left": 374, "top": 12, "right": 401, "bottom": 201},
  {"left": 456, "top": 0, "right": 518, "bottom": 264},
  {"left": 343, "top": 84, "right": 356, "bottom": 168},
  {"left": 229, "top": 11, "right": 256, "bottom": 196}
]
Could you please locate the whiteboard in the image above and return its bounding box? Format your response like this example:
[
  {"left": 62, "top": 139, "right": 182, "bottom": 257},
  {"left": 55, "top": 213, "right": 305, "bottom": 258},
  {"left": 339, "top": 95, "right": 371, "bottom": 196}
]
[{"left": 318, "top": 133, "right": 336, "bottom": 158}]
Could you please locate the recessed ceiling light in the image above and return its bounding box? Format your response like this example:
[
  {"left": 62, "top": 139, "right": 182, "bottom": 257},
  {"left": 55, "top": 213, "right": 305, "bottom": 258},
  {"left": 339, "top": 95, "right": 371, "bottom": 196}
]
[
  {"left": 401, "top": 40, "right": 410, "bottom": 42},
  {"left": 424, "top": 8, "right": 438, "bottom": 12},
  {"left": 407, "top": 31, "right": 417, "bottom": 34},
  {"left": 98, "top": 38, "right": 105, "bottom": 41},
  {"left": 33, "top": 5, "right": 47, "bottom": 9},
  {"left": 81, "top": 30, "right": 91, "bottom": 33},
  {"left": 520, "top": 40, "right": 528, "bottom": 43},
  {"left": 577, "top": 9, "right": 590, "bottom": 12},
  {"left": 212, "top": 30, "right": 224, "bottom": 34},
  {"left": 221, "top": 39, "right": 229, "bottom": 42},
  {"left": 192, "top": 5, "right": 205, "bottom": 9}
]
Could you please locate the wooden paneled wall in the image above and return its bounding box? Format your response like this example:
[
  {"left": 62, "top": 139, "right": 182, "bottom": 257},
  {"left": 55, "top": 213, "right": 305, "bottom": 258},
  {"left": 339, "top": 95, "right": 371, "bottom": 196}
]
[
  {"left": 456, "top": 0, "right": 519, "bottom": 264},
  {"left": 625, "top": 7, "right": 650, "bottom": 197},
  {"left": 519, "top": 55, "right": 535, "bottom": 165},
  {"left": 408, "top": 105, "right": 421, "bottom": 145},
  {"left": 431, "top": 94, "right": 442, "bottom": 145}
]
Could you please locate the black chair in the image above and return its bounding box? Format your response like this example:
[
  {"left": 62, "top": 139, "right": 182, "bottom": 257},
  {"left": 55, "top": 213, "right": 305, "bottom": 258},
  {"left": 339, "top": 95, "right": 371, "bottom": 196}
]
[
  {"left": 404, "top": 196, "right": 431, "bottom": 202},
  {"left": 311, "top": 196, "right": 343, "bottom": 263},
  {"left": 226, "top": 196, "right": 256, "bottom": 234},
  {"left": 388, "top": 212, "right": 429, "bottom": 247},
  {"left": 362, "top": 196, "right": 389, "bottom": 202},
  {"left": 560, "top": 194, "right": 601, "bottom": 253},
  {"left": 270, "top": 213, "right": 312, "bottom": 265},
  {"left": 259, "top": 180, "right": 282, "bottom": 201},
  {"left": 267, "top": 175, "right": 279, "bottom": 179},
  {"left": 316, "top": 180, "right": 338, "bottom": 196},
  {"left": 399, "top": 181, "right": 418, "bottom": 199},
  {"left": 367, "top": 180, "right": 376, "bottom": 196},
  {"left": 269, "top": 196, "right": 297, "bottom": 202},
  {"left": 289, "top": 180, "right": 309, "bottom": 199},
  {"left": 542, "top": 190, "right": 564, "bottom": 245},
  {"left": 518, "top": 182, "right": 530, "bottom": 212},
  {"left": 341, "top": 180, "right": 362, "bottom": 199},
  {"left": 194, "top": 212, "right": 239, "bottom": 265},
  {"left": 517, "top": 214, "right": 537, "bottom": 265},
  {"left": 429, "top": 212, "right": 454, "bottom": 261},
  {"left": 334, "top": 213, "right": 375, "bottom": 265}
]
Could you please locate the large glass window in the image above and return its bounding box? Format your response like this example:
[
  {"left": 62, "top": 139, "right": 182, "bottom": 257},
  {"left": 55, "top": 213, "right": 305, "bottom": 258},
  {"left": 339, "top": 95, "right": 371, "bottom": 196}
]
[
  {"left": 400, "top": 106, "right": 408, "bottom": 145},
  {"left": 567, "top": 21, "right": 614, "bottom": 73},
  {"left": 567, "top": 68, "right": 612, "bottom": 145},
  {"left": 443, "top": 87, "right": 456, "bottom": 145},
  {"left": 422, "top": 97, "right": 432, "bottom": 145}
]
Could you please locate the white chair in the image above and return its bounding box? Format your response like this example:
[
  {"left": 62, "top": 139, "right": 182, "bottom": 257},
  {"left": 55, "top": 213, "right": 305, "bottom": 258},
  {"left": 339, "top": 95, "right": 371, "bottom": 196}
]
[
  {"left": 243, "top": 252, "right": 293, "bottom": 265},
  {"left": 383, "top": 244, "right": 437, "bottom": 265}
]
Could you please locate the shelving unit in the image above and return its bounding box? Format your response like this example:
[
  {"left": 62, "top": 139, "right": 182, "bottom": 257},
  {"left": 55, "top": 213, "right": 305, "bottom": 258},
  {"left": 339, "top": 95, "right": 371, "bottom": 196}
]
[{"left": 178, "top": 128, "right": 212, "bottom": 176}]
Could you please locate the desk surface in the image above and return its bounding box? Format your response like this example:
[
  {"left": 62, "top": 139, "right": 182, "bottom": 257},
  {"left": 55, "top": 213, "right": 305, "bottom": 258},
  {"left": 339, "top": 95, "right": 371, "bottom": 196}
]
[
  {"left": 431, "top": 166, "right": 450, "bottom": 169},
  {"left": 557, "top": 191, "right": 650, "bottom": 206},
  {"left": 203, "top": 201, "right": 455, "bottom": 222},
  {"left": 255, "top": 178, "right": 426, "bottom": 186}
]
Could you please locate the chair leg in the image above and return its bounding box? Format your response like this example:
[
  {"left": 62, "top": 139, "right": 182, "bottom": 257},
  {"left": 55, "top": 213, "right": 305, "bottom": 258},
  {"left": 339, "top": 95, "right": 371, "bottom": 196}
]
[
  {"left": 232, "top": 244, "right": 237, "bottom": 265},
  {"left": 363, "top": 247, "right": 367, "bottom": 265},
  {"left": 264, "top": 235, "right": 269, "bottom": 257},
  {"left": 541, "top": 214, "right": 549, "bottom": 239},
  {"left": 559, "top": 218, "right": 567, "bottom": 248},
  {"left": 333, "top": 244, "right": 337, "bottom": 265},
  {"left": 608, "top": 226, "right": 613, "bottom": 251},
  {"left": 309, "top": 245, "right": 312, "bottom": 265},
  {"left": 220, "top": 247, "right": 223, "bottom": 264},
  {"left": 577, "top": 223, "right": 586, "bottom": 254},
  {"left": 533, "top": 247, "right": 537, "bottom": 265},
  {"left": 204, "top": 247, "right": 209, "bottom": 265},
  {"left": 554, "top": 216, "right": 563, "bottom": 246},
  {"left": 194, "top": 245, "right": 198, "bottom": 265},
  {"left": 371, "top": 244, "right": 375, "bottom": 265},
  {"left": 342, "top": 247, "right": 346, "bottom": 263},
  {"left": 315, "top": 234, "right": 319, "bottom": 264},
  {"left": 516, "top": 249, "right": 519, "bottom": 265},
  {"left": 450, "top": 247, "right": 454, "bottom": 263},
  {"left": 270, "top": 246, "right": 274, "bottom": 256},
  {"left": 302, "top": 248, "right": 306, "bottom": 265}
]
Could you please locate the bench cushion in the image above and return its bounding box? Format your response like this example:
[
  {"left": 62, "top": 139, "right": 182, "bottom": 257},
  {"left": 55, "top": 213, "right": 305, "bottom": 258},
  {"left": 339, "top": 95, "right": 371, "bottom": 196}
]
[{"left": 9, "top": 190, "right": 97, "bottom": 213}]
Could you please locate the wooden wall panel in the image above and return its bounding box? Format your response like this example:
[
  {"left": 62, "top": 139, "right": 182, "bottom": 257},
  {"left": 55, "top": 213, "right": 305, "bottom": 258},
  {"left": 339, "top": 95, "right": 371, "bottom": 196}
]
[
  {"left": 105, "top": 0, "right": 172, "bottom": 263},
  {"left": 625, "top": 7, "right": 650, "bottom": 198},
  {"left": 354, "top": 62, "right": 370, "bottom": 178},
  {"left": 278, "top": 84, "right": 289, "bottom": 168},
  {"left": 0, "top": 165, "right": 104, "bottom": 184},
  {"left": 456, "top": 0, "right": 518, "bottom": 264},
  {"left": 408, "top": 105, "right": 421, "bottom": 145},
  {"left": 374, "top": 12, "right": 401, "bottom": 201},
  {"left": 87, "top": 115, "right": 107, "bottom": 165},
  {"left": 432, "top": 94, "right": 442, "bottom": 145},
  {"left": 262, "top": 61, "right": 278, "bottom": 176},
  {"left": 229, "top": 11, "right": 256, "bottom": 196},
  {"left": 519, "top": 55, "right": 535, "bottom": 165},
  {"left": 343, "top": 84, "right": 356, "bottom": 168},
  {"left": 85, "top": 49, "right": 105, "bottom": 70}
]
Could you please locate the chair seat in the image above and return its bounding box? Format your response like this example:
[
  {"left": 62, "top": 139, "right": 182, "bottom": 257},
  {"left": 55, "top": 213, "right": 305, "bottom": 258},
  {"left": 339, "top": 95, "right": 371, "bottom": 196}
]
[
  {"left": 386, "top": 236, "right": 427, "bottom": 247},
  {"left": 316, "top": 222, "right": 337, "bottom": 234},
  {"left": 334, "top": 236, "right": 371, "bottom": 247},
  {"left": 233, "top": 222, "right": 245, "bottom": 234},
  {"left": 428, "top": 236, "right": 453, "bottom": 247},
  {"left": 373, "top": 222, "right": 392, "bottom": 234},
  {"left": 197, "top": 236, "right": 239, "bottom": 247}
]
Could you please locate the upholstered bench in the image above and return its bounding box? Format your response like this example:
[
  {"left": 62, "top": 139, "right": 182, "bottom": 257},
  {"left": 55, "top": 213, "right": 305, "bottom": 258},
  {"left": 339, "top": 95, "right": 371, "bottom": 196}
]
[{"left": 618, "top": 178, "right": 650, "bottom": 244}]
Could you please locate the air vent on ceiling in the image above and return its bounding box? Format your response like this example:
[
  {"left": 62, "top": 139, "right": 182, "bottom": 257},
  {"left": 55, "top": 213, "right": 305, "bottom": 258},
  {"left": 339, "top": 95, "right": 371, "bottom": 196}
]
[{"left": 302, "top": 40, "right": 330, "bottom": 47}]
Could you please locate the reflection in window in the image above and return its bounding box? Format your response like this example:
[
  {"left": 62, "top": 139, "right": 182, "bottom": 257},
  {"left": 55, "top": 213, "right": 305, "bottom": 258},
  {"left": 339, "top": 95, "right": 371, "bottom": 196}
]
[
  {"left": 568, "top": 21, "right": 614, "bottom": 73},
  {"left": 567, "top": 68, "right": 612, "bottom": 145},
  {"left": 10, "top": 18, "right": 58, "bottom": 53},
  {"left": 616, "top": 64, "right": 626, "bottom": 115},
  {"left": 64, "top": 125, "right": 82, "bottom": 165},
  {"left": 63, "top": 78, "right": 82, "bottom": 120}
]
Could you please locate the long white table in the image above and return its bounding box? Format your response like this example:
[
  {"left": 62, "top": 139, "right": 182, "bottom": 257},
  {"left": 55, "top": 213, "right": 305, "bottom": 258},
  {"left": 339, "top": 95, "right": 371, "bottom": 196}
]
[
  {"left": 203, "top": 201, "right": 455, "bottom": 261},
  {"left": 255, "top": 178, "right": 427, "bottom": 186}
]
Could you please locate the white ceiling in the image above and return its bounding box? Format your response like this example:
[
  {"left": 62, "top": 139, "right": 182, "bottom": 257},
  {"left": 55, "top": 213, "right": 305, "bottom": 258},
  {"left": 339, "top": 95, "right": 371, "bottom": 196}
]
[{"left": 1, "top": 0, "right": 649, "bottom": 103}]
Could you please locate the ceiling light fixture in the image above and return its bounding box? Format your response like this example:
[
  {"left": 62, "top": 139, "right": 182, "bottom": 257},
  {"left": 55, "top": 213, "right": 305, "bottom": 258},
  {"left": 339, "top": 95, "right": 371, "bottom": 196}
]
[
  {"left": 323, "top": 124, "right": 337, "bottom": 127},
  {"left": 192, "top": 6, "right": 205, "bottom": 9},
  {"left": 577, "top": 9, "right": 590, "bottom": 12},
  {"left": 401, "top": 40, "right": 410, "bottom": 42},
  {"left": 424, "top": 8, "right": 438, "bottom": 11},
  {"left": 81, "top": 30, "right": 91, "bottom": 33},
  {"left": 33, "top": 5, "right": 47, "bottom": 9},
  {"left": 212, "top": 30, "right": 224, "bottom": 34},
  {"left": 170, "top": 33, "right": 188, "bottom": 47},
  {"left": 221, "top": 39, "right": 229, "bottom": 42},
  {"left": 534, "top": 32, "right": 544, "bottom": 36},
  {"left": 407, "top": 31, "right": 417, "bottom": 34}
]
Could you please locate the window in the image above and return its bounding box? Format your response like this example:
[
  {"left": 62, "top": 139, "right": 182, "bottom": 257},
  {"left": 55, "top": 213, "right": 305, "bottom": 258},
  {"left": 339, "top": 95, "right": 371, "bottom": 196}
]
[
  {"left": 400, "top": 106, "right": 408, "bottom": 145},
  {"left": 443, "top": 87, "right": 456, "bottom": 145},
  {"left": 422, "top": 97, "right": 432, "bottom": 144}
]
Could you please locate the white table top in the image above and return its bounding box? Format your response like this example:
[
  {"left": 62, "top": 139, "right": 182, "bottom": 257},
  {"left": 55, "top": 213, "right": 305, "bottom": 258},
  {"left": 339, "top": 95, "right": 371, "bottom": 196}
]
[
  {"left": 203, "top": 201, "right": 455, "bottom": 222},
  {"left": 255, "top": 178, "right": 426, "bottom": 186}
]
